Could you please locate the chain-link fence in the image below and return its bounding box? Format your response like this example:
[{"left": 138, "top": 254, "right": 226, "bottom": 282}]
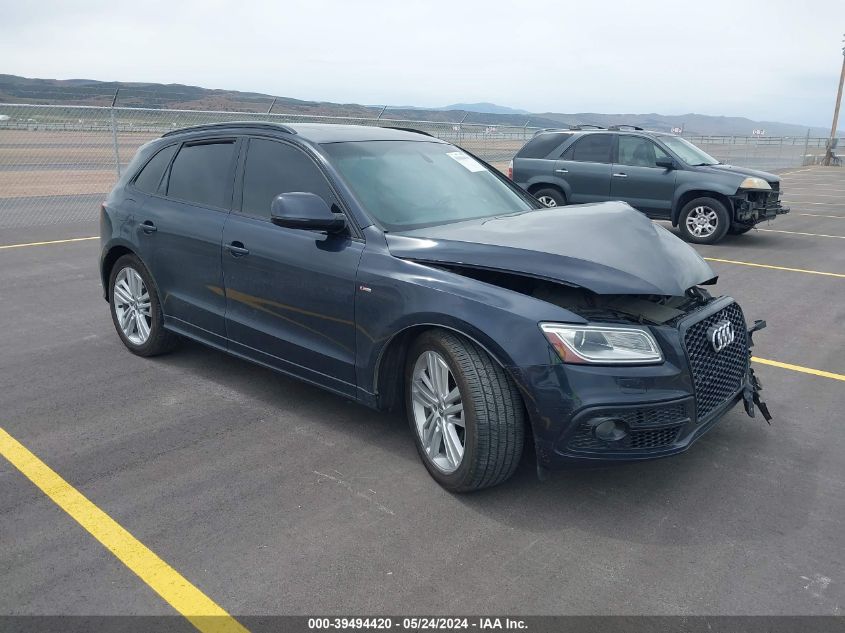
[
  {"left": 0, "top": 102, "right": 836, "bottom": 230},
  {"left": 685, "top": 134, "right": 830, "bottom": 171}
]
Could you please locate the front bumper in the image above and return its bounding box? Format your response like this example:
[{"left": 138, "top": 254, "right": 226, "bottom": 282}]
[{"left": 512, "top": 297, "right": 766, "bottom": 469}]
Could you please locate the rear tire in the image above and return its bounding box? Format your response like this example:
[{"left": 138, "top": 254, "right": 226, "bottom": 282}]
[
  {"left": 405, "top": 329, "right": 525, "bottom": 492},
  {"left": 678, "top": 197, "right": 730, "bottom": 244},
  {"left": 534, "top": 187, "right": 566, "bottom": 208},
  {"left": 109, "top": 254, "right": 179, "bottom": 357}
]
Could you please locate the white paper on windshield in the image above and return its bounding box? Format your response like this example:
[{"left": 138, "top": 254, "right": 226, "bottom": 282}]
[{"left": 446, "top": 151, "right": 486, "bottom": 172}]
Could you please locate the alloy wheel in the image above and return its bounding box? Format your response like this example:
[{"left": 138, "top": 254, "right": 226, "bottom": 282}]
[
  {"left": 537, "top": 195, "right": 557, "bottom": 207},
  {"left": 113, "top": 267, "right": 152, "bottom": 345},
  {"left": 410, "top": 350, "right": 465, "bottom": 473},
  {"left": 685, "top": 205, "right": 719, "bottom": 237}
]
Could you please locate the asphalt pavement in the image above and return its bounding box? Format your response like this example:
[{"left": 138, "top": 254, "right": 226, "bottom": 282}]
[{"left": 1, "top": 167, "right": 843, "bottom": 620}]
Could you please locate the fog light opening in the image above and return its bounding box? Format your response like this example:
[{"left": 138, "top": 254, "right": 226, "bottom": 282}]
[{"left": 591, "top": 417, "right": 628, "bottom": 443}]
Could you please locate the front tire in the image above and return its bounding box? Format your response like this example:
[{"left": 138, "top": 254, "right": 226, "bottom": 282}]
[
  {"left": 678, "top": 197, "right": 730, "bottom": 244},
  {"left": 405, "top": 330, "right": 525, "bottom": 492},
  {"left": 109, "top": 254, "right": 178, "bottom": 357},
  {"left": 534, "top": 187, "right": 566, "bottom": 208}
]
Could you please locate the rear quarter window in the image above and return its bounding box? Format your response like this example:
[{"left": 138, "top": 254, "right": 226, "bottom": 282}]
[
  {"left": 132, "top": 144, "right": 178, "bottom": 194},
  {"left": 516, "top": 133, "right": 572, "bottom": 159}
]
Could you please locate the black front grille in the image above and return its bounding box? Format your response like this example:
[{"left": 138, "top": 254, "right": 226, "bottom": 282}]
[
  {"left": 684, "top": 302, "right": 749, "bottom": 419},
  {"left": 567, "top": 402, "right": 688, "bottom": 452}
]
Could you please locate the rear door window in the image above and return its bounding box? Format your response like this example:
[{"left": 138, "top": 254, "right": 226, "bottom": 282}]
[
  {"left": 566, "top": 134, "right": 613, "bottom": 163},
  {"left": 240, "top": 138, "right": 338, "bottom": 218},
  {"left": 166, "top": 141, "right": 237, "bottom": 209},
  {"left": 517, "top": 133, "right": 572, "bottom": 159},
  {"left": 132, "top": 144, "right": 177, "bottom": 194}
]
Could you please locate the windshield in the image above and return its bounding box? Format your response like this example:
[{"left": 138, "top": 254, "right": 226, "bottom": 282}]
[
  {"left": 659, "top": 136, "right": 720, "bottom": 166},
  {"left": 323, "top": 140, "right": 537, "bottom": 231}
]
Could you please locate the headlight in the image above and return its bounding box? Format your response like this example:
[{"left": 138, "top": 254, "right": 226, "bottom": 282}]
[
  {"left": 540, "top": 323, "right": 663, "bottom": 365},
  {"left": 739, "top": 177, "right": 771, "bottom": 190}
]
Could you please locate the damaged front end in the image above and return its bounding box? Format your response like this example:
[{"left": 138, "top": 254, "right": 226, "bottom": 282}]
[
  {"left": 435, "top": 264, "right": 773, "bottom": 468},
  {"left": 744, "top": 319, "right": 772, "bottom": 423},
  {"left": 732, "top": 184, "right": 790, "bottom": 228}
]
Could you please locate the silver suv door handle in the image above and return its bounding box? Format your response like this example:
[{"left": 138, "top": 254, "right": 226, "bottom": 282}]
[
  {"left": 612, "top": 173, "right": 628, "bottom": 178},
  {"left": 555, "top": 168, "right": 568, "bottom": 174}
]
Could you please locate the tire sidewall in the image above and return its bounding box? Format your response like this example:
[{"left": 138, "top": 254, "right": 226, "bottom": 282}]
[
  {"left": 108, "top": 254, "right": 165, "bottom": 356},
  {"left": 534, "top": 187, "right": 565, "bottom": 207},
  {"left": 404, "top": 332, "right": 479, "bottom": 490},
  {"left": 679, "top": 197, "right": 730, "bottom": 244}
]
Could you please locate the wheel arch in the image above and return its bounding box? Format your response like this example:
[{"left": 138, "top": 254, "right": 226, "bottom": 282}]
[
  {"left": 372, "top": 320, "right": 514, "bottom": 413},
  {"left": 100, "top": 243, "right": 156, "bottom": 303},
  {"left": 671, "top": 188, "right": 734, "bottom": 226},
  {"left": 526, "top": 181, "right": 568, "bottom": 202},
  {"left": 101, "top": 244, "right": 137, "bottom": 300}
]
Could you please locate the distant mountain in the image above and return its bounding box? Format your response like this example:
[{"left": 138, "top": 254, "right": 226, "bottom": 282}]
[
  {"left": 439, "top": 102, "right": 530, "bottom": 115},
  {"left": 0, "top": 74, "right": 834, "bottom": 136}
]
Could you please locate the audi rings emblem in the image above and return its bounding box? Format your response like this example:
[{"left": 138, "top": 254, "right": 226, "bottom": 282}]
[{"left": 707, "top": 320, "right": 735, "bottom": 353}]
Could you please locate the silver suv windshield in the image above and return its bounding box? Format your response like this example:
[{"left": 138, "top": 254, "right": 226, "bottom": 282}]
[
  {"left": 323, "top": 140, "right": 537, "bottom": 231},
  {"left": 659, "top": 136, "right": 720, "bottom": 166}
]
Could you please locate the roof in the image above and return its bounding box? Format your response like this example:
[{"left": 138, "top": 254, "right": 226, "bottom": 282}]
[{"left": 162, "top": 121, "right": 445, "bottom": 144}]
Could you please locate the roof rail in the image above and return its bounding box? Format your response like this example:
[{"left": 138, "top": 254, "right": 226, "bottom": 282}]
[
  {"left": 607, "top": 125, "right": 644, "bottom": 131},
  {"left": 568, "top": 124, "right": 606, "bottom": 131},
  {"left": 162, "top": 121, "right": 297, "bottom": 137},
  {"left": 382, "top": 126, "right": 434, "bottom": 138},
  {"left": 531, "top": 127, "right": 568, "bottom": 137}
]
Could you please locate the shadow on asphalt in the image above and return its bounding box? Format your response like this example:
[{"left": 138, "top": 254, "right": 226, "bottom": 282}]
[{"left": 150, "top": 338, "right": 816, "bottom": 549}]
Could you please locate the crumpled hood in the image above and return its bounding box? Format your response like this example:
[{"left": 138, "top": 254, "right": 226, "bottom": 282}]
[
  {"left": 697, "top": 163, "right": 780, "bottom": 184},
  {"left": 387, "top": 202, "right": 717, "bottom": 296}
]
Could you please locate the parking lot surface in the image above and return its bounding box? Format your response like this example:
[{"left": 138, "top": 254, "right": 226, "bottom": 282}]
[{"left": 1, "top": 167, "right": 844, "bottom": 621}]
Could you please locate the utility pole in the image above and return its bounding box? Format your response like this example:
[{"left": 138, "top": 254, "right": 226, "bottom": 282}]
[{"left": 823, "top": 35, "right": 845, "bottom": 166}]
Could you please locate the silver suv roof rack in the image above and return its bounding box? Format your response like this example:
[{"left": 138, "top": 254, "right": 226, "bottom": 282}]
[{"left": 607, "top": 125, "right": 644, "bottom": 131}]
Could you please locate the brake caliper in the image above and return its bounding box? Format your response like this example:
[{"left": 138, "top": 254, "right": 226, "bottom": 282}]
[{"left": 743, "top": 319, "right": 772, "bottom": 423}]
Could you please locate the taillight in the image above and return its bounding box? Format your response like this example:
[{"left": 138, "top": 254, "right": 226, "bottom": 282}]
[{"left": 507, "top": 160, "right": 513, "bottom": 180}]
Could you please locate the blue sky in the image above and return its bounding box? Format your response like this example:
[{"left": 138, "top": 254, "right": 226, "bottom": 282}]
[{"left": 1, "top": 0, "right": 844, "bottom": 127}]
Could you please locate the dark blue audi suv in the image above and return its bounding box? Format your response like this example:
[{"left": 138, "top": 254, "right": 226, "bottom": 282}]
[{"left": 100, "top": 122, "right": 770, "bottom": 492}]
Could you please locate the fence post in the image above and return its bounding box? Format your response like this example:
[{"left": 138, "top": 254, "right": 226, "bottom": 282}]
[
  {"left": 110, "top": 89, "right": 121, "bottom": 176},
  {"left": 803, "top": 128, "right": 810, "bottom": 166}
]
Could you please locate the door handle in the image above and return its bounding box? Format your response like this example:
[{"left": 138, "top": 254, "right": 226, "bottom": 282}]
[
  {"left": 612, "top": 173, "right": 628, "bottom": 178},
  {"left": 555, "top": 168, "right": 569, "bottom": 174},
  {"left": 141, "top": 220, "right": 157, "bottom": 234},
  {"left": 225, "top": 241, "right": 250, "bottom": 257}
]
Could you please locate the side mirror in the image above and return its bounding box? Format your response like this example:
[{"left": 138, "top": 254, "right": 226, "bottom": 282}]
[
  {"left": 270, "top": 192, "right": 347, "bottom": 233},
  {"left": 655, "top": 157, "right": 677, "bottom": 170}
]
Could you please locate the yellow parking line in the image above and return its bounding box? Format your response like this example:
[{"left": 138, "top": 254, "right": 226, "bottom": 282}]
[
  {"left": 752, "top": 357, "right": 845, "bottom": 382},
  {"left": 0, "top": 427, "right": 249, "bottom": 633},
  {"left": 756, "top": 228, "right": 845, "bottom": 239},
  {"left": 0, "top": 236, "right": 98, "bottom": 250},
  {"left": 703, "top": 257, "right": 845, "bottom": 278}
]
